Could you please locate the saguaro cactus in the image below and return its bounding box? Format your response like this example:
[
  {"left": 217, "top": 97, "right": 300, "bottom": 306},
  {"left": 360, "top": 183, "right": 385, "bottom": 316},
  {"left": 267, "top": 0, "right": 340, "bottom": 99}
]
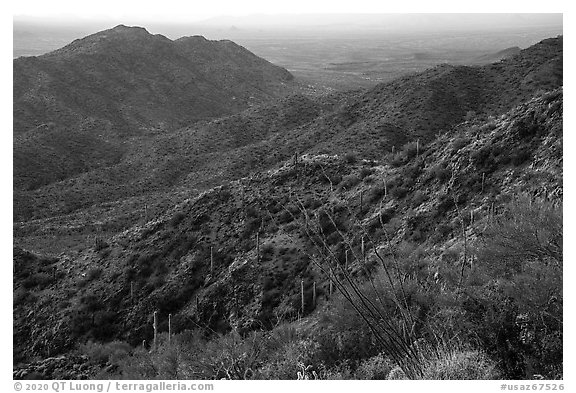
[
  {"left": 210, "top": 246, "right": 214, "bottom": 274},
  {"left": 312, "top": 282, "right": 317, "bottom": 308},
  {"left": 384, "top": 179, "right": 387, "bottom": 199},
  {"left": 153, "top": 311, "right": 158, "bottom": 351},
  {"left": 168, "top": 313, "right": 172, "bottom": 345},
  {"left": 301, "top": 280, "right": 305, "bottom": 315},
  {"left": 256, "top": 233, "right": 260, "bottom": 263}
]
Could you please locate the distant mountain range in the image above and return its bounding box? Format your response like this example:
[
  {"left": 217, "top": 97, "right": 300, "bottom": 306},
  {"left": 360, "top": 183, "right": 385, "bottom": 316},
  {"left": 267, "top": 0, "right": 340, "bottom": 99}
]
[{"left": 472, "top": 46, "right": 521, "bottom": 64}]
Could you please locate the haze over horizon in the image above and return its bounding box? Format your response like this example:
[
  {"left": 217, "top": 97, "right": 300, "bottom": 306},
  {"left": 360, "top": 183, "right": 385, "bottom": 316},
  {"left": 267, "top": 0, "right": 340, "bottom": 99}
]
[{"left": 14, "top": 13, "right": 562, "bottom": 32}]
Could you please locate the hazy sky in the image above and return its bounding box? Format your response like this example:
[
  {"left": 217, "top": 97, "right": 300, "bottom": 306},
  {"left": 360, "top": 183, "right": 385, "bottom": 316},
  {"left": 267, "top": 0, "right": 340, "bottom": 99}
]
[{"left": 11, "top": 0, "right": 566, "bottom": 24}]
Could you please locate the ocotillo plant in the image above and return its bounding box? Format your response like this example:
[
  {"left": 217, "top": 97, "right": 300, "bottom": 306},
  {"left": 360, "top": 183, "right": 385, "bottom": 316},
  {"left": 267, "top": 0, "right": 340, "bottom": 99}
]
[{"left": 287, "top": 193, "right": 425, "bottom": 378}]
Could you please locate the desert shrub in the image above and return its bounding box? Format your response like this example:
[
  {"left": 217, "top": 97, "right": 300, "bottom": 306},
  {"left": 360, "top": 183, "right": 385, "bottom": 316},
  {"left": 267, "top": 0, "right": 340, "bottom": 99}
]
[
  {"left": 367, "top": 182, "right": 387, "bottom": 203},
  {"left": 260, "top": 243, "right": 275, "bottom": 259},
  {"left": 431, "top": 222, "right": 454, "bottom": 242},
  {"left": 339, "top": 174, "right": 361, "bottom": 190},
  {"left": 303, "top": 196, "right": 322, "bottom": 210},
  {"left": 460, "top": 196, "right": 562, "bottom": 378},
  {"left": 354, "top": 353, "right": 394, "bottom": 379},
  {"left": 343, "top": 152, "right": 358, "bottom": 164},
  {"left": 22, "top": 272, "right": 54, "bottom": 289},
  {"left": 277, "top": 209, "right": 294, "bottom": 224},
  {"left": 388, "top": 141, "right": 421, "bottom": 167},
  {"left": 94, "top": 237, "right": 109, "bottom": 251},
  {"left": 120, "top": 331, "right": 257, "bottom": 379},
  {"left": 116, "top": 345, "right": 171, "bottom": 379},
  {"left": 317, "top": 209, "right": 344, "bottom": 236},
  {"left": 511, "top": 146, "right": 533, "bottom": 166},
  {"left": 241, "top": 217, "right": 262, "bottom": 239},
  {"left": 471, "top": 145, "right": 498, "bottom": 173},
  {"left": 258, "top": 338, "right": 319, "bottom": 379},
  {"left": 188, "top": 331, "right": 266, "bottom": 379},
  {"left": 514, "top": 117, "right": 540, "bottom": 139},
  {"left": 420, "top": 348, "right": 500, "bottom": 380},
  {"left": 389, "top": 152, "right": 406, "bottom": 167},
  {"left": 403, "top": 141, "right": 421, "bottom": 160},
  {"left": 478, "top": 196, "right": 561, "bottom": 275},
  {"left": 451, "top": 136, "right": 469, "bottom": 152},
  {"left": 86, "top": 267, "right": 103, "bottom": 281},
  {"left": 13, "top": 287, "right": 30, "bottom": 306},
  {"left": 168, "top": 212, "right": 186, "bottom": 228},
  {"left": 79, "top": 340, "right": 132, "bottom": 366},
  {"left": 464, "top": 111, "right": 476, "bottom": 122},
  {"left": 428, "top": 163, "right": 451, "bottom": 182},
  {"left": 390, "top": 185, "right": 409, "bottom": 199},
  {"left": 410, "top": 190, "right": 428, "bottom": 207},
  {"left": 359, "top": 167, "right": 373, "bottom": 180}
]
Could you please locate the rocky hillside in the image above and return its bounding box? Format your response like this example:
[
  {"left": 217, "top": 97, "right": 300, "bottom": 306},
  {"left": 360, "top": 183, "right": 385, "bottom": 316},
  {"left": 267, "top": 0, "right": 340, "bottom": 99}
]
[
  {"left": 14, "top": 88, "right": 562, "bottom": 377},
  {"left": 13, "top": 32, "right": 563, "bottom": 379},
  {"left": 13, "top": 37, "right": 562, "bottom": 228},
  {"left": 13, "top": 25, "right": 295, "bottom": 191}
]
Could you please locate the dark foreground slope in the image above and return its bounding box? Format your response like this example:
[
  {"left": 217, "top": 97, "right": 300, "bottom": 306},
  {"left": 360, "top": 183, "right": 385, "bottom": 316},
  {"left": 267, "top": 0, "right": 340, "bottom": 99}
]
[
  {"left": 14, "top": 89, "right": 562, "bottom": 379},
  {"left": 13, "top": 25, "right": 295, "bottom": 191}
]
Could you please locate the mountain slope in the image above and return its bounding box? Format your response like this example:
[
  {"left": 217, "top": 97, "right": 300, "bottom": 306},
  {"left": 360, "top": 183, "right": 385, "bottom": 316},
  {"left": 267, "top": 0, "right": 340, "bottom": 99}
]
[
  {"left": 14, "top": 25, "right": 294, "bottom": 137},
  {"left": 13, "top": 25, "right": 296, "bottom": 193},
  {"left": 14, "top": 89, "right": 562, "bottom": 366},
  {"left": 14, "top": 37, "right": 562, "bottom": 226}
]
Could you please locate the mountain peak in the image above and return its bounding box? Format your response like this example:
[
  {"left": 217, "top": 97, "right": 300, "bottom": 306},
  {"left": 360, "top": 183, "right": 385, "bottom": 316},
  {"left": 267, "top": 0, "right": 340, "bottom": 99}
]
[{"left": 107, "top": 24, "right": 151, "bottom": 36}]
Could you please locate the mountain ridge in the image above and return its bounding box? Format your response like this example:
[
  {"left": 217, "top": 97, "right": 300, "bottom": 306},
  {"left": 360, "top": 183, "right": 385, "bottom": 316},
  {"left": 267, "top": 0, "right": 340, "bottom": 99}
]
[
  {"left": 14, "top": 89, "right": 563, "bottom": 374},
  {"left": 13, "top": 36, "right": 562, "bottom": 225},
  {"left": 13, "top": 31, "right": 563, "bottom": 380}
]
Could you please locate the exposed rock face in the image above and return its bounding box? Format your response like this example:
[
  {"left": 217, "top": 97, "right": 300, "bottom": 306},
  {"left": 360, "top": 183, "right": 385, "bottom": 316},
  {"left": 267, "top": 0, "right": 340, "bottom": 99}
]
[{"left": 13, "top": 355, "right": 97, "bottom": 380}]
